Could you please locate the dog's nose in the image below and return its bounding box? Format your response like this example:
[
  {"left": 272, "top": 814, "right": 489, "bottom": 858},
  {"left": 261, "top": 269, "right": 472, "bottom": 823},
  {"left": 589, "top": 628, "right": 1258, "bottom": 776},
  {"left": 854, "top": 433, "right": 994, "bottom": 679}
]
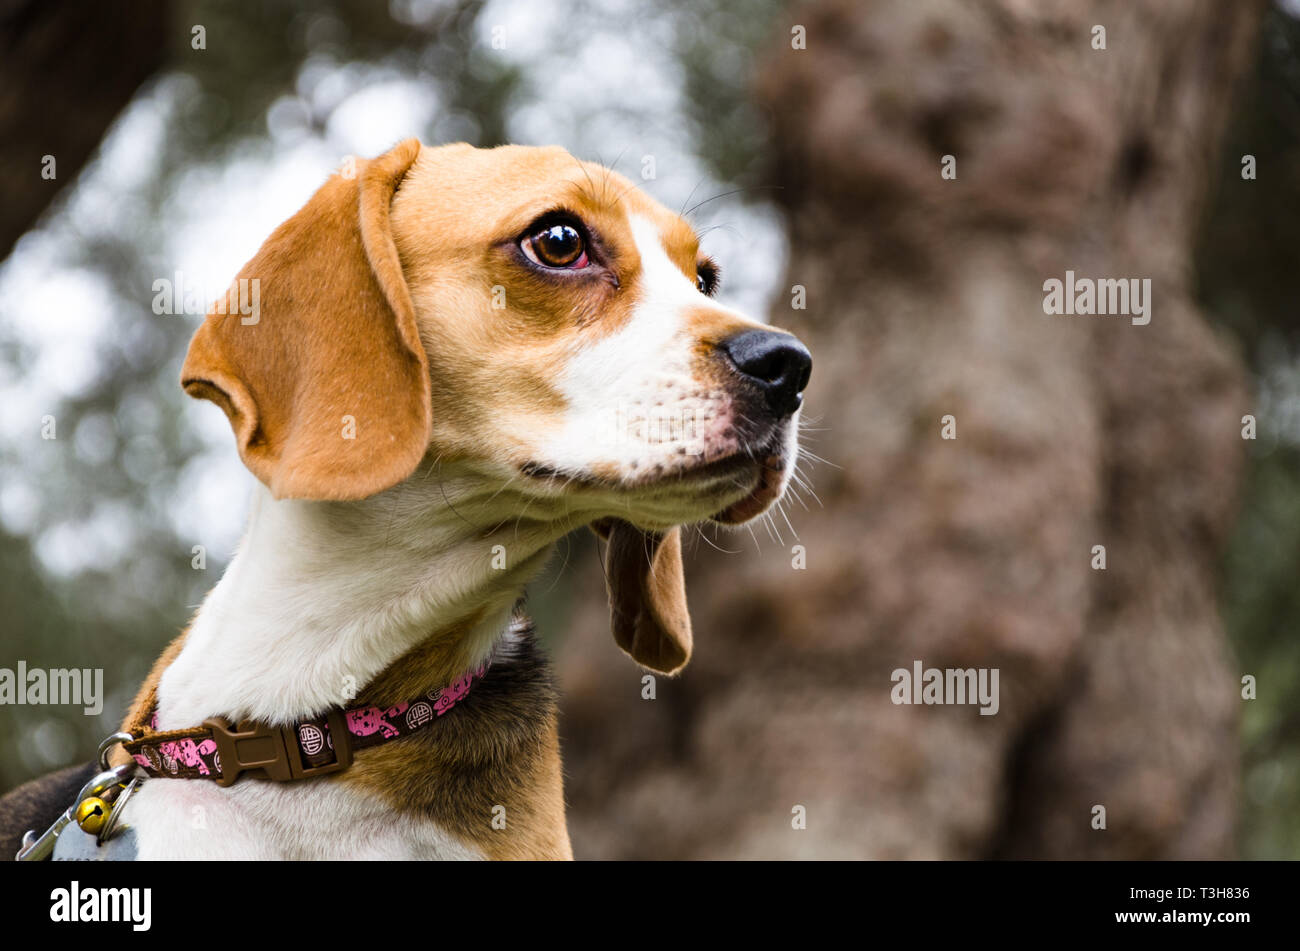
[{"left": 721, "top": 329, "right": 812, "bottom": 416}]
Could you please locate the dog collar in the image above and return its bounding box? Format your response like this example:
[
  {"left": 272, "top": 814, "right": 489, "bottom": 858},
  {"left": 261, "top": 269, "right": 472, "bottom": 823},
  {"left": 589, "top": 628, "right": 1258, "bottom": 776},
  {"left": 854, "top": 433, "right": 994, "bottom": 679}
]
[{"left": 119, "top": 660, "right": 489, "bottom": 787}]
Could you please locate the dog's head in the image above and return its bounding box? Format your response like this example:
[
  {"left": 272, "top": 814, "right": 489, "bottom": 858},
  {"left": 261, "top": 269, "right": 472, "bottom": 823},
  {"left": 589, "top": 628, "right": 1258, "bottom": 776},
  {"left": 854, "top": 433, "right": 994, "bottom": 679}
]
[{"left": 182, "top": 139, "right": 811, "bottom": 675}]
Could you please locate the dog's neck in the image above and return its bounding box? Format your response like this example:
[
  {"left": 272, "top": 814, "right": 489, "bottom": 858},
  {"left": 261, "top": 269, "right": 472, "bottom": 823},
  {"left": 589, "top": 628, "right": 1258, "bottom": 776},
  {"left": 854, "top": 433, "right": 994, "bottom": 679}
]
[{"left": 154, "top": 463, "right": 584, "bottom": 729}]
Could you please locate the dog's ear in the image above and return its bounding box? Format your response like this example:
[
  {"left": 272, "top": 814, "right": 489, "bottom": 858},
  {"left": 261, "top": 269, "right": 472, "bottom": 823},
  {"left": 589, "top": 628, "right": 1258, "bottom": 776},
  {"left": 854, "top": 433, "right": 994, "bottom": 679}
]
[
  {"left": 181, "top": 139, "right": 430, "bottom": 501},
  {"left": 592, "top": 518, "right": 693, "bottom": 675}
]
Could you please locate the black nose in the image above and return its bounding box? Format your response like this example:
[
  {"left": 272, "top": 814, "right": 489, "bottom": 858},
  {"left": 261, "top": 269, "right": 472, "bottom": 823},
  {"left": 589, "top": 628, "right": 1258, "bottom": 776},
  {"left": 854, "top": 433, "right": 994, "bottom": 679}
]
[{"left": 720, "top": 330, "right": 812, "bottom": 417}]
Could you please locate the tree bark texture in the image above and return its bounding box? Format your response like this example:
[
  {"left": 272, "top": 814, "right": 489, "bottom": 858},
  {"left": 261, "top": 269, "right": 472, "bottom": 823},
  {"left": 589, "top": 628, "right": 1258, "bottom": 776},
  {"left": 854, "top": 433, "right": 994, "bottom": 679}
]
[
  {"left": 559, "top": 0, "right": 1264, "bottom": 859},
  {"left": 0, "top": 0, "right": 169, "bottom": 259}
]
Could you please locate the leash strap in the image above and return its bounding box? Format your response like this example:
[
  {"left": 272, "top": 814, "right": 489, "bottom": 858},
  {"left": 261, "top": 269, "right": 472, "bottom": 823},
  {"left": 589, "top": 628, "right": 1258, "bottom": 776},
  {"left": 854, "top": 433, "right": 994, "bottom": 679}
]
[{"left": 120, "top": 661, "right": 488, "bottom": 786}]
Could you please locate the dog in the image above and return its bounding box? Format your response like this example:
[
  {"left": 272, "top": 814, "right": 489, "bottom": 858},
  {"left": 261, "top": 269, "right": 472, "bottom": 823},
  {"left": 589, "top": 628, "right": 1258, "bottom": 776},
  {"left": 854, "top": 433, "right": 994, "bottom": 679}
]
[{"left": 1, "top": 139, "right": 811, "bottom": 859}]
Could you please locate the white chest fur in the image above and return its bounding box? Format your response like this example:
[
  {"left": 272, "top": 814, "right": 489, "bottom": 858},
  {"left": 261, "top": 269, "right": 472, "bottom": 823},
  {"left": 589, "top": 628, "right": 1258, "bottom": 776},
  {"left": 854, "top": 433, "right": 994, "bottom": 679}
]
[
  {"left": 123, "top": 776, "right": 484, "bottom": 860},
  {"left": 127, "top": 474, "right": 578, "bottom": 860}
]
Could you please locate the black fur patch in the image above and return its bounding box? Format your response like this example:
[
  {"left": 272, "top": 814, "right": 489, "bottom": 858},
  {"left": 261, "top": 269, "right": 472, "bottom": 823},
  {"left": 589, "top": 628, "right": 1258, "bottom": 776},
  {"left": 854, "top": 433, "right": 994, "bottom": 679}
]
[
  {"left": 0, "top": 761, "right": 97, "bottom": 861},
  {"left": 350, "top": 615, "right": 561, "bottom": 842}
]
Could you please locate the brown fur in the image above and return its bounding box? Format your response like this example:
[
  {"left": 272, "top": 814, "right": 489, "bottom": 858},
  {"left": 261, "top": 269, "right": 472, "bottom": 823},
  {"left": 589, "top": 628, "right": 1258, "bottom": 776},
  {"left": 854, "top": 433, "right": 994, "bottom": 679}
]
[
  {"left": 181, "top": 139, "right": 430, "bottom": 501},
  {"left": 341, "top": 616, "right": 570, "bottom": 860},
  {"left": 104, "top": 631, "right": 192, "bottom": 770}
]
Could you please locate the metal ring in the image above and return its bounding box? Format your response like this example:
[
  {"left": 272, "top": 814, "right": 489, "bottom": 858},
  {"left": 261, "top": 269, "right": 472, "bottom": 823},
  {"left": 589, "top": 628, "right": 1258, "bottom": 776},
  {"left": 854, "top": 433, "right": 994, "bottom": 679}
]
[
  {"left": 97, "top": 777, "right": 140, "bottom": 844},
  {"left": 97, "top": 731, "right": 134, "bottom": 770}
]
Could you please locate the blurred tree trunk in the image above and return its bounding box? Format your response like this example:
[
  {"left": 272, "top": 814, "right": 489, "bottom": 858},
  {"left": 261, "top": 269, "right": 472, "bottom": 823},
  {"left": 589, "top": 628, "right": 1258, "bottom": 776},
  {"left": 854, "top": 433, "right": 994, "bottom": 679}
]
[
  {"left": 559, "top": 0, "right": 1264, "bottom": 858},
  {"left": 0, "top": 0, "right": 169, "bottom": 258}
]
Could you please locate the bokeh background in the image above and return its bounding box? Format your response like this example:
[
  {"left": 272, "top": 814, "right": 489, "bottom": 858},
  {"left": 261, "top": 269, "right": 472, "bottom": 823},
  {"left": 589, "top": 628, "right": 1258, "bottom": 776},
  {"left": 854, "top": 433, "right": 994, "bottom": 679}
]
[{"left": 1, "top": 0, "right": 1297, "bottom": 858}]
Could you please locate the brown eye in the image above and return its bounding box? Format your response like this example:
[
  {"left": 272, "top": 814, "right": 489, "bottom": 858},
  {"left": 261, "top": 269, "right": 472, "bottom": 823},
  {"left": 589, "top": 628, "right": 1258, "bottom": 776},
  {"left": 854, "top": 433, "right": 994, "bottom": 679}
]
[{"left": 522, "top": 222, "right": 588, "bottom": 269}]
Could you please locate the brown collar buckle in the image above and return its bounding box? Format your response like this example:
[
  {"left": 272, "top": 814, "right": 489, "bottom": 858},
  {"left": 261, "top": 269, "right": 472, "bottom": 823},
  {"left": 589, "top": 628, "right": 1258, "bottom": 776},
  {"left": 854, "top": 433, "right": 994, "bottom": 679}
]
[{"left": 203, "top": 710, "right": 352, "bottom": 787}]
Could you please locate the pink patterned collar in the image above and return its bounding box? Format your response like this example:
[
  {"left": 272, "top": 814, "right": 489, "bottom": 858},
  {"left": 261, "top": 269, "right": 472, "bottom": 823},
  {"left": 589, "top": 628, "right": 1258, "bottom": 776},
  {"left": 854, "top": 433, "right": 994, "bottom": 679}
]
[{"left": 119, "top": 660, "right": 490, "bottom": 787}]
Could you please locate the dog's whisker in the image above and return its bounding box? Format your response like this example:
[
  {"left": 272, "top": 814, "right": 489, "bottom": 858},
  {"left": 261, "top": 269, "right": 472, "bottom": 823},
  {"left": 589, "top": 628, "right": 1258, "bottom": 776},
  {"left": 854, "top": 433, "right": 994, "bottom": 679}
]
[
  {"left": 797, "top": 448, "right": 840, "bottom": 469},
  {"left": 608, "top": 174, "right": 649, "bottom": 210},
  {"left": 572, "top": 154, "right": 599, "bottom": 207},
  {"left": 606, "top": 146, "right": 631, "bottom": 181},
  {"left": 762, "top": 510, "right": 782, "bottom": 547},
  {"left": 539, "top": 532, "right": 573, "bottom": 597},
  {"left": 777, "top": 498, "right": 799, "bottom": 540},
  {"left": 483, "top": 469, "right": 527, "bottom": 507},
  {"left": 695, "top": 222, "right": 745, "bottom": 241},
  {"left": 694, "top": 522, "right": 740, "bottom": 555},
  {"left": 426, "top": 456, "right": 485, "bottom": 530},
  {"left": 679, "top": 176, "right": 707, "bottom": 219},
  {"left": 682, "top": 184, "right": 784, "bottom": 220}
]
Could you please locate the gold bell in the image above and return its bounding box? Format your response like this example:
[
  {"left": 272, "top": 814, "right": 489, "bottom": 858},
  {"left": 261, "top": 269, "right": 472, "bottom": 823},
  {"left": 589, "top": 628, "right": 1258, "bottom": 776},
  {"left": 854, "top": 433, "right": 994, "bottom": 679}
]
[{"left": 75, "top": 797, "right": 110, "bottom": 835}]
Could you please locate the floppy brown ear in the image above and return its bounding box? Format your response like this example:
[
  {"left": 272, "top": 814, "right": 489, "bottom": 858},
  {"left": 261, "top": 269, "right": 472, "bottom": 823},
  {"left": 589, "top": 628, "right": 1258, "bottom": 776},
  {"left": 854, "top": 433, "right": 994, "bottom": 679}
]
[
  {"left": 592, "top": 518, "right": 693, "bottom": 675},
  {"left": 181, "top": 138, "right": 431, "bottom": 501}
]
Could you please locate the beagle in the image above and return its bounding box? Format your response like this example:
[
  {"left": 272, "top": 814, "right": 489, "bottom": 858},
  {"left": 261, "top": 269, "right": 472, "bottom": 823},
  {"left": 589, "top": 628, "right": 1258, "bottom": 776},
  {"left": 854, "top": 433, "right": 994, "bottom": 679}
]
[{"left": 9, "top": 139, "right": 811, "bottom": 860}]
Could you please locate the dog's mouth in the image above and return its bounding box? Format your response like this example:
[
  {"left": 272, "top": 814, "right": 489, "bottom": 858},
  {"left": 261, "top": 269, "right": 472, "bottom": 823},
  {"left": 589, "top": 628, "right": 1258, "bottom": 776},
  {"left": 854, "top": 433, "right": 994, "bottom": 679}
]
[
  {"left": 706, "top": 448, "right": 786, "bottom": 525},
  {"left": 519, "top": 433, "right": 790, "bottom": 527}
]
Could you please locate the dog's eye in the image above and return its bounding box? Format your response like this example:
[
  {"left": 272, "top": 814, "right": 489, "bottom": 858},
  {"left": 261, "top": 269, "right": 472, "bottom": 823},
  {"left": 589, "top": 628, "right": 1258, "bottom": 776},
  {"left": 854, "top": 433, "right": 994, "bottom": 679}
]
[
  {"left": 696, "top": 259, "right": 720, "bottom": 297},
  {"left": 522, "top": 221, "right": 588, "bottom": 269}
]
